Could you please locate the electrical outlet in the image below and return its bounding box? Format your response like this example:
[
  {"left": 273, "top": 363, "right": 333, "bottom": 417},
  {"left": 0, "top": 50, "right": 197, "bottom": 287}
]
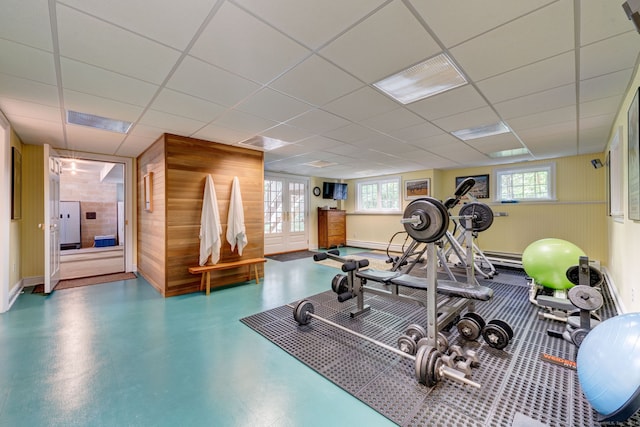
[{"left": 12, "top": 263, "right": 16, "bottom": 273}]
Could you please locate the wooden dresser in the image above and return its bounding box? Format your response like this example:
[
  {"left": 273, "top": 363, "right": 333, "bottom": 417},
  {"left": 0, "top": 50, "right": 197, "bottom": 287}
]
[{"left": 317, "top": 208, "right": 346, "bottom": 249}]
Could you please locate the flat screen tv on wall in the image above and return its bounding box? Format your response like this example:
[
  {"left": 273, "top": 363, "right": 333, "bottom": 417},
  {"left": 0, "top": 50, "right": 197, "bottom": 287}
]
[{"left": 322, "top": 182, "right": 347, "bottom": 200}]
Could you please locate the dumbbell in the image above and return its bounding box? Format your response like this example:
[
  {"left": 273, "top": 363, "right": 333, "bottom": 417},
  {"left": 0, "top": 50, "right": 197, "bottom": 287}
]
[
  {"left": 397, "top": 324, "right": 427, "bottom": 355},
  {"left": 291, "top": 300, "right": 481, "bottom": 389}
]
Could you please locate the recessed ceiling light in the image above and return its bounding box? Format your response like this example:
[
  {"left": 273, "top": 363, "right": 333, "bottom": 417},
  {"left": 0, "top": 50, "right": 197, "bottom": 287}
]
[
  {"left": 303, "top": 160, "right": 337, "bottom": 168},
  {"left": 239, "top": 135, "right": 290, "bottom": 151},
  {"left": 451, "top": 122, "right": 510, "bottom": 141},
  {"left": 66, "top": 110, "right": 132, "bottom": 134},
  {"left": 373, "top": 53, "right": 467, "bottom": 104},
  {"left": 488, "top": 147, "right": 530, "bottom": 158}
]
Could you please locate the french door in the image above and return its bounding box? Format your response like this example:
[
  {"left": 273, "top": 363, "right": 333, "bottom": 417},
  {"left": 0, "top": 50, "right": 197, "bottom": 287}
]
[
  {"left": 43, "top": 144, "right": 61, "bottom": 293},
  {"left": 264, "top": 174, "right": 309, "bottom": 254}
]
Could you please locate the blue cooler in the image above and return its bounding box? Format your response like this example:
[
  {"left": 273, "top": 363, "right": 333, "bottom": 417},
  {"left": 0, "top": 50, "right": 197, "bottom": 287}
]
[{"left": 94, "top": 235, "right": 116, "bottom": 247}]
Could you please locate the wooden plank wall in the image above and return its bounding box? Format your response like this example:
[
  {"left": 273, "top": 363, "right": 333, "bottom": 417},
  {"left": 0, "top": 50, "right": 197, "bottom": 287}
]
[
  {"left": 137, "top": 133, "right": 264, "bottom": 297},
  {"left": 136, "top": 136, "right": 167, "bottom": 295}
]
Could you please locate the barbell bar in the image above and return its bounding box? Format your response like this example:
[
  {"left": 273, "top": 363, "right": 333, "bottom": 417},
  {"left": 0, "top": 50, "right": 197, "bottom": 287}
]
[{"left": 289, "top": 300, "right": 480, "bottom": 389}]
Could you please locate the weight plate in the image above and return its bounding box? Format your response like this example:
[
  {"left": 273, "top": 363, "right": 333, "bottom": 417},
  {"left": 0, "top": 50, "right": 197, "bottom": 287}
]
[
  {"left": 565, "top": 265, "right": 604, "bottom": 287},
  {"left": 293, "top": 300, "right": 314, "bottom": 325},
  {"left": 570, "top": 328, "right": 589, "bottom": 348},
  {"left": 459, "top": 202, "right": 494, "bottom": 232},
  {"left": 481, "top": 322, "right": 510, "bottom": 350},
  {"left": 463, "top": 312, "right": 486, "bottom": 330},
  {"left": 406, "top": 323, "right": 427, "bottom": 341},
  {"left": 487, "top": 319, "right": 514, "bottom": 340},
  {"left": 426, "top": 349, "right": 443, "bottom": 387},
  {"left": 456, "top": 318, "right": 482, "bottom": 341},
  {"left": 403, "top": 198, "right": 449, "bottom": 243},
  {"left": 398, "top": 334, "right": 417, "bottom": 355},
  {"left": 415, "top": 345, "right": 434, "bottom": 385},
  {"left": 331, "top": 274, "right": 348, "bottom": 294},
  {"left": 568, "top": 285, "right": 604, "bottom": 311},
  {"left": 436, "top": 332, "right": 449, "bottom": 353}
]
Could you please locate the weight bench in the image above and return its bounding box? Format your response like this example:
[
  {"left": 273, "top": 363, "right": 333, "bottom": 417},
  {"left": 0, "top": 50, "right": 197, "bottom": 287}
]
[
  {"left": 356, "top": 268, "right": 494, "bottom": 301},
  {"left": 188, "top": 258, "right": 266, "bottom": 295}
]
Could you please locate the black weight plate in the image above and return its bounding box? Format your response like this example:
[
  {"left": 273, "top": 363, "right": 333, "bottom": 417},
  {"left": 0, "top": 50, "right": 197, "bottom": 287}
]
[
  {"left": 565, "top": 265, "right": 604, "bottom": 287},
  {"left": 293, "top": 300, "right": 314, "bottom": 325},
  {"left": 488, "top": 319, "right": 514, "bottom": 340},
  {"left": 403, "top": 198, "right": 449, "bottom": 243},
  {"left": 570, "top": 328, "right": 589, "bottom": 347},
  {"left": 331, "top": 274, "right": 348, "bottom": 294},
  {"left": 482, "top": 323, "right": 510, "bottom": 350},
  {"left": 459, "top": 202, "right": 494, "bottom": 232},
  {"left": 426, "top": 349, "right": 443, "bottom": 387},
  {"left": 415, "top": 345, "right": 434, "bottom": 385},
  {"left": 463, "top": 312, "right": 486, "bottom": 330},
  {"left": 568, "top": 285, "right": 604, "bottom": 311},
  {"left": 398, "top": 334, "right": 417, "bottom": 355}
]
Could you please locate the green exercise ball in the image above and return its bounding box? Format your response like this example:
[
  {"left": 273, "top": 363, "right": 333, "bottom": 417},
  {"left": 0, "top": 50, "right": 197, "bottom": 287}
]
[{"left": 522, "top": 238, "right": 586, "bottom": 290}]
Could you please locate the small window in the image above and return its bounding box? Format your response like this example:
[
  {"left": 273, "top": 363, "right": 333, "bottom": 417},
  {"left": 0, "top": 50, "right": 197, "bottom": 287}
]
[
  {"left": 495, "top": 163, "right": 555, "bottom": 202},
  {"left": 356, "top": 177, "right": 401, "bottom": 213}
]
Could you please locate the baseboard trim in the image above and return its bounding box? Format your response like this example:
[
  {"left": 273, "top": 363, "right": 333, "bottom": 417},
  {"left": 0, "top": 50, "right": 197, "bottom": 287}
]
[
  {"left": 602, "top": 267, "right": 626, "bottom": 314},
  {"left": 346, "top": 239, "right": 404, "bottom": 254},
  {"left": 8, "top": 280, "right": 24, "bottom": 311},
  {"left": 23, "top": 276, "right": 44, "bottom": 286}
]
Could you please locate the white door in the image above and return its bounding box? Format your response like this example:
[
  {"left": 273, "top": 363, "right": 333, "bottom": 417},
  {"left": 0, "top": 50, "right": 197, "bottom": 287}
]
[
  {"left": 264, "top": 175, "right": 309, "bottom": 254},
  {"left": 43, "top": 144, "right": 61, "bottom": 293}
]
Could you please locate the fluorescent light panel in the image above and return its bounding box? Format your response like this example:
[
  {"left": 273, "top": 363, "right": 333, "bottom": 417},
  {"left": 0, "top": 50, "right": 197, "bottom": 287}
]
[
  {"left": 67, "top": 110, "right": 132, "bottom": 134},
  {"left": 373, "top": 53, "right": 467, "bottom": 104},
  {"left": 488, "top": 147, "right": 530, "bottom": 158},
  {"left": 451, "top": 122, "right": 510, "bottom": 141},
  {"left": 303, "top": 160, "right": 337, "bottom": 168},
  {"left": 239, "top": 135, "right": 290, "bottom": 151}
]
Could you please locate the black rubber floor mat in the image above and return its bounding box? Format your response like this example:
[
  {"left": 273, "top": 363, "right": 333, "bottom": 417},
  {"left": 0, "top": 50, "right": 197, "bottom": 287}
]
[{"left": 241, "top": 271, "right": 639, "bottom": 426}]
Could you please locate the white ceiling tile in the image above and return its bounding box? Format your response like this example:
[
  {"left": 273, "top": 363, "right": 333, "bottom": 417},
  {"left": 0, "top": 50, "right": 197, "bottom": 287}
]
[
  {"left": 386, "top": 121, "right": 442, "bottom": 142},
  {"left": 270, "top": 55, "right": 364, "bottom": 106},
  {"left": 507, "top": 105, "right": 576, "bottom": 132},
  {"left": 320, "top": 1, "right": 441, "bottom": 83},
  {"left": 580, "top": 31, "right": 640, "bottom": 81},
  {"left": 128, "top": 123, "right": 165, "bottom": 139},
  {"left": 0, "top": 0, "right": 52, "bottom": 51},
  {"left": 115, "top": 134, "right": 157, "bottom": 158},
  {"left": 409, "top": 132, "right": 460, "bottom": 150},
  {"left": 323, "top": 86, "right": 398, "bottom": 122},
  {"left": 234, "top": 0, "right": 385, "bottom": 49},
  {"left": 151, "top": 89, "right": 227, "bottom": 123},
  {"left": 467, "top": 133, "right": 523, "bottom": 154},
  {"left": 411, "top": 0, "right": 556, "bottom": 48},
  {"left": 57, "top": 4, "right": 181, "bottom": 84},
  {"left": 65, "top": 124, "right": 126, "bottom": 154},
  {"left": 581, "top": 1, "right": 636, "bottom": 45},
  {"left": 433, "top": 106, "right": 501, "bottom": 132},
  {"left": 140, "top": 109, "right": 207, "bottom": 136},
  {"left": 213, "top": 109, "right": 277, "bottom": 135},
  {"left": 359, "top": 108, "right": 425, "bottom": 134},
  {"left": 477, "top": 52, "right": 575, "bottom": 104},
  {"left": 450, "top": 0, "right": 574, "bottom": 81},
  {"left": 64, "top": 90, "right": 143, "bottom": 123},
  {"left": 0, "top": 98, "right": 60, "bottom": 123},
  {"left": 235, "top": 88, "right": 312, "bottom": 122},
  {"left": 494, "top": 84, "right": 576, "bottom": 120},
  {"left": 407, "top": 85, "right": 487, "bottom": 121},
  {"left": 295, "top": 136, "right": 344, "bottom": 150},
  {"left": 60, "top": 0, "right": 215, "bottom": 50},
  {"left": 580, "top": 96, "right": 623, "bottom": 119},
  {"left": 580, "top": 69, "right": 634, "bottom": 103},
  {"left": 167, "top": 56, "right": 260, "bottom": 107},
  {"left": 285, "top": 109, "right": 350, "bottom": 134},
  {"left": 61, "top": 58, "right": 158, "bottom": 107},
  {"left": 0, "top": 39, "right": 56, "bottom": 85},
  {"left": 192, "top": 123, "right": 254, "bottom": 145},
  {"left": 0, "top": 73, "right": 59, "bottom": 107},
  {"left": 323, "top": 123, "right": 385, "bottom": 144},
  {"left": 191, "top": 2, "right": 310, "bottom": 84},
  {"left": 7, "top": 114, "right": 65, "bottom": 147}
]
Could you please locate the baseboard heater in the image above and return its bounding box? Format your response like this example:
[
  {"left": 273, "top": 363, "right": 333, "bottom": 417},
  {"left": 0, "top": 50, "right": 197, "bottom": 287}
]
[{"left": 483, "top": 251, "right": 523, "bottom": 269}]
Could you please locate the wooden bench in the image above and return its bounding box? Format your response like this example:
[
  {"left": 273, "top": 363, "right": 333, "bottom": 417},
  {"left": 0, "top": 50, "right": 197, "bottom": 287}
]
[{"left": 188, "top": 258, "right": 267, "bottom": 295}]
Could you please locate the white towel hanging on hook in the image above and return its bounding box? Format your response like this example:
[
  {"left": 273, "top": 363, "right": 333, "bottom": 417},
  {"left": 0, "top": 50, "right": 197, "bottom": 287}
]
[
  {"left": 227, "top": 176, "right": 248, "bottom": 255},
  {"left": 199, "top": 174, "right": 222, "bottom": 266}
]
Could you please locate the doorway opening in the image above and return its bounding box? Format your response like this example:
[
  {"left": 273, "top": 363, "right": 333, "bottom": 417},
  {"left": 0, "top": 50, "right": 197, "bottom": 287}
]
[{"left": 58, "top": 158, "right": 125, "bottom": 280}]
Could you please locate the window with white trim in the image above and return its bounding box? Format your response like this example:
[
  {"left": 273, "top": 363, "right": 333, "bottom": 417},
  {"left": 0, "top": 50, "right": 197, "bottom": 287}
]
[
  {"left": 495, "top": 163, "right": 555, "bottom": 201},
  {"left": 356, "top": 176, "right": 401, "bottom": 213}
]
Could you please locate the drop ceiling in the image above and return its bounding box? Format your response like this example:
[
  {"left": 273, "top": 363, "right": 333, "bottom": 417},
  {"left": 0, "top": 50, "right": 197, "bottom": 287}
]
[{"left": 0, "top": 0, "right": 638, "bottom": 179}]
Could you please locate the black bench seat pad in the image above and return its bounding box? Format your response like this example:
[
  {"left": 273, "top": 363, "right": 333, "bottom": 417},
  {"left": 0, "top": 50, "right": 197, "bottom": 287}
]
[{"left": 356, "top": 269, "right": 493, "bottom": 301}]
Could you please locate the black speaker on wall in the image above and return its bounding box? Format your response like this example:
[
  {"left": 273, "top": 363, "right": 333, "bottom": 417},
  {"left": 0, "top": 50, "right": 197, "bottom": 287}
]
[{"left": 623, "top": 0, "right": 640, "bottom": 33}]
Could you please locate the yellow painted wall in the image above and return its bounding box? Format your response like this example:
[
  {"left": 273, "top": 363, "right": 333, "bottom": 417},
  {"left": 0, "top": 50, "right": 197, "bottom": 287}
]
[
  {"left": 9, "top": 130, "right": 21, "bottom": 291},
  {"left": 343, "top": 154, "right": 606, "bottom": 263},
  {"left": 605, "top": 64, "right": 640, "bottom": 313},
  {"left": 20, "top": 144, "right": 44, "bottom": 279}
]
